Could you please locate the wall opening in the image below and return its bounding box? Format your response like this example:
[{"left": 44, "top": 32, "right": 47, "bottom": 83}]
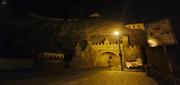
[{"left": 95, "top": 52, "right": 120, "bottom": 67}]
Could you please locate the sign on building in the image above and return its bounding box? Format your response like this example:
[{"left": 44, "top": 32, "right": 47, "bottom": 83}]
[
  {"left": 145, "top": 18, "right": 177, "bottom": 47},
  {"left": 125, "top": 23, "right": 145, "bottom": 30}
]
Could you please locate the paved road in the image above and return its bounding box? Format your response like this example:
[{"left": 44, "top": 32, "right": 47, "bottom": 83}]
[{"left": 0, "top": 68, "right": 158, "bottom": 85}]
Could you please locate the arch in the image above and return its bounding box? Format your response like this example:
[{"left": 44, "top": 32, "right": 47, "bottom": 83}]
[
  {"left": 95, "top": 50, "right": 119, "bottom": 58},
  {"left": 94, "top": 51, "right": 120, "bottom": 67}
]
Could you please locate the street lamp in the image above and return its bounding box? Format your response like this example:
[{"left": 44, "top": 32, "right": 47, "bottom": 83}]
[
  {"left": 113, "top": 31, "right": 123, "bottom": 71},
  {"left": 114, "top": 31, "right": 119, "bottom": 36}
]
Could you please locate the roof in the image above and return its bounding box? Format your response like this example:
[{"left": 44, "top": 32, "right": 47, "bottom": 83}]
[{"left": 89, "top": 12, "right": 102, "bottom": 18}]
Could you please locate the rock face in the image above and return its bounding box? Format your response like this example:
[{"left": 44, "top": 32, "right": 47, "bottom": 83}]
[{"left": 0, "top": 13, "right": 66, "bottom": 58}]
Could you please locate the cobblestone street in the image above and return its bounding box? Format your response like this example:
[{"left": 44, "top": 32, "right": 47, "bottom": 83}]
[
  {"left": 0, "top": 68, "right": 158, "bottom": 85},
  {"left": 55, "top": 69, "right": 158, "bottom": 85}
]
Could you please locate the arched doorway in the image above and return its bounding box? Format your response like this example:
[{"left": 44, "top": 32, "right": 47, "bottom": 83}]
[{"left": 95, "top": 52, "right": 120, "bottom": 67}]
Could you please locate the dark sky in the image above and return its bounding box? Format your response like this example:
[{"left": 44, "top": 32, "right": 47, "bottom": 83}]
[
  {"left": 8, "top": 0, "right": 126, "bottom": 17},
  {"left": 7, "top": 0, "right": 180, "bottom": 20}
]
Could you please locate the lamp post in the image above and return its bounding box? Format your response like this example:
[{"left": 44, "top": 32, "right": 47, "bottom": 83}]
[{"left": 114, "top": 31, "right": 124, "bottom": 71}]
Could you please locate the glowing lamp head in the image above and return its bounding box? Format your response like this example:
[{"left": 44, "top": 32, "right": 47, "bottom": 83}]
[{"left": 114, "top": 31, "right": 119, "bottom": 36}]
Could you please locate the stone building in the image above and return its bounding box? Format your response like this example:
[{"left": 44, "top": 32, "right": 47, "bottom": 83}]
[{"left": 69, "top": 16, "right": 147, "bottom": 70}]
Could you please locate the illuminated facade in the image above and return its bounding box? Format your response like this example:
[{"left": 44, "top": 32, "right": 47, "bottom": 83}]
[
  {"left": 69, "top": 21, "right": 146, "bottom": 69},
  {"left": 30, "top": 12, "right": 147, "bottom": 70},
  {"left": 71, "top": 36, "right": 143, "bottom": 69}
]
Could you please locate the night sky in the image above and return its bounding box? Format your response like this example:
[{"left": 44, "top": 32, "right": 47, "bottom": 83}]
[
  {"left": 1, "top": 0, "right": 180, "bottom": 58},
  {"left": 7, "top": 0, "right": 180, "bottom": 20}
]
